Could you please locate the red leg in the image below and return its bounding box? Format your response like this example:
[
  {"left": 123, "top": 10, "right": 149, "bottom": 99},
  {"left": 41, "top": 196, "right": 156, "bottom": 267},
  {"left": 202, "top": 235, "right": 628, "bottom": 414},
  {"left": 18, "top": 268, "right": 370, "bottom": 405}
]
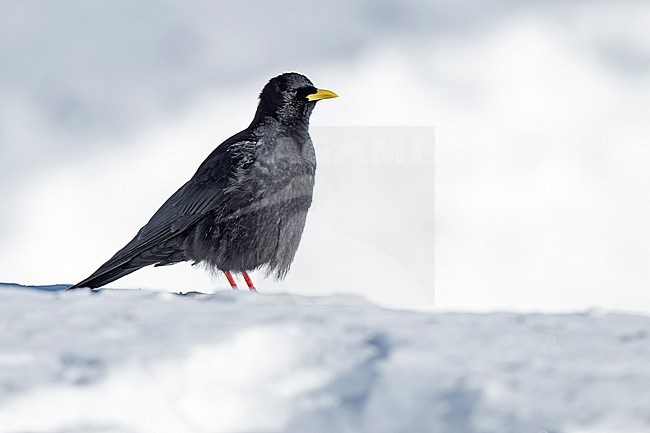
[
  {"left": 223, "top": 271, "right": 238, "bottom": 290},
  {"left": 242, "top": 272, "right": 257, "bottom": 292}
]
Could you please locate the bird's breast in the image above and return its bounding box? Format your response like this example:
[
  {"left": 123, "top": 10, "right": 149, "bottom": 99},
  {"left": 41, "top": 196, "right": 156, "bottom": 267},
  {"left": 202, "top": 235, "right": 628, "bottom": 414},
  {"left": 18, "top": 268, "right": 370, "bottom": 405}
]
[{"left": 247, "top": 134, "right": 316, "bottom": 205}]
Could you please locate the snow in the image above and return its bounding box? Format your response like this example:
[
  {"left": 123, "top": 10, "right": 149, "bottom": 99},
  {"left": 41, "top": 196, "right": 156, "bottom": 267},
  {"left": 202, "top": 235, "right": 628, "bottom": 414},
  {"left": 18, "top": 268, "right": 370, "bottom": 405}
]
[{"left": 1, "top": 284, "right": 649, "bottom": 433}]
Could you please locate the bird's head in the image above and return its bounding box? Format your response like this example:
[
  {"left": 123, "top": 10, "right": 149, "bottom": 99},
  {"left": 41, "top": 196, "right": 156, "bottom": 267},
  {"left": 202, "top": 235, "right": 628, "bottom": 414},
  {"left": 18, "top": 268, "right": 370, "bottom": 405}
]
[{"left": 254, "top": 72, "right": 338, "bottom": 127}]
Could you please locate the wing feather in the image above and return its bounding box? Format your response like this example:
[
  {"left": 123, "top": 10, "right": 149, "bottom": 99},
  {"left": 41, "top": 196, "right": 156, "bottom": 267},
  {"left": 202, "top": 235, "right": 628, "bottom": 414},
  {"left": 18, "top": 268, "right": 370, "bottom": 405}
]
[{"left": 70, "top": 134, "right": 258, "bottom": 289}]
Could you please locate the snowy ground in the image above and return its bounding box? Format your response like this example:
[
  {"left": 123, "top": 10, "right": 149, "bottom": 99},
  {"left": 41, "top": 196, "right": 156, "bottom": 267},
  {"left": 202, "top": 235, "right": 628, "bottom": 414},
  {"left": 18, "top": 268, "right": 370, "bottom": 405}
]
[{"left": 1, "top": 284, "right": 649, "bottom": 433}]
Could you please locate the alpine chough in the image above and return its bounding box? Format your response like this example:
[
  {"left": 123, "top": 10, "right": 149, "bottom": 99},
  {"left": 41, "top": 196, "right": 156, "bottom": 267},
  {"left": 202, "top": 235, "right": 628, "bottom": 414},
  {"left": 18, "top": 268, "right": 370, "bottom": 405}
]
[{"left": 69, "top": 72, "right": 337, "bottom": 291}]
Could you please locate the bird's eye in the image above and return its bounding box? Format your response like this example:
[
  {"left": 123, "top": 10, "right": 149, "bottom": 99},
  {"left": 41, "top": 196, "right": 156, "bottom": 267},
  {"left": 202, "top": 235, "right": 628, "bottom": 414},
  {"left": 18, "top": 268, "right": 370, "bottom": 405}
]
[{"left": 296, "top": 86, "right": 317, "bottom": 100}]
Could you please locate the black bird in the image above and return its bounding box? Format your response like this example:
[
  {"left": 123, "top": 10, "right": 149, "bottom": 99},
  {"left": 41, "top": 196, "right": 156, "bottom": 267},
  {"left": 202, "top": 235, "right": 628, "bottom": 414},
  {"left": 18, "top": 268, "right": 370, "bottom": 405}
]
[{"left": 69, "top": 72, "right": 337, "bottom": 291}]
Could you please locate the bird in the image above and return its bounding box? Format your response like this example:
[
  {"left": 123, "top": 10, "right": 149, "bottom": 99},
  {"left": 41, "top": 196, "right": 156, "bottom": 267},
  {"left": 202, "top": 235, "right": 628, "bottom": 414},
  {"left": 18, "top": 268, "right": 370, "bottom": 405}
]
[{"left": 68, "top": 72, "right": 337, "bottom": 291}]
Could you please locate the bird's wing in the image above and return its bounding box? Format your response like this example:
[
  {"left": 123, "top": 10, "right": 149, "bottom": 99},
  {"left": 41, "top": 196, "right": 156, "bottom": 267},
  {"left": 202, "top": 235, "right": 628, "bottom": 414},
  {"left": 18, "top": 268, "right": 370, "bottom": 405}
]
[{"left": 72, "top": 137, "right": 257, "bottom": 287}]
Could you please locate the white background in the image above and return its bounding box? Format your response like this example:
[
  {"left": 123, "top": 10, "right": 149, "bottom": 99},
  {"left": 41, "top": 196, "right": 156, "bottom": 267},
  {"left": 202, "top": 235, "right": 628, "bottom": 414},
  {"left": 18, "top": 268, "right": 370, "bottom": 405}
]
[{"left": 1, "top": 0, "right": 649, "bottom": 312}]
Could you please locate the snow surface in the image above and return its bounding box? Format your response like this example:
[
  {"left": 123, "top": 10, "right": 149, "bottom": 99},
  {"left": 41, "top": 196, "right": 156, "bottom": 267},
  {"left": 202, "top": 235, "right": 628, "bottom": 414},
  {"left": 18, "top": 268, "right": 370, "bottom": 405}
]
[{"left": 1, "top": 284, "right": 649, "bottom": 433}]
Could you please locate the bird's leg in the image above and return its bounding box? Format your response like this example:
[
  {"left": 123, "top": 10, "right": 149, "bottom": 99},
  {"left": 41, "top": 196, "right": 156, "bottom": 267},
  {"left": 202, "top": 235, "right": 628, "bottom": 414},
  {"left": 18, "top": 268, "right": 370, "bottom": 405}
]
[
  {"left": 242, "top": 272, "right": 257, "bottom": 292},
  {"left": 223, "top": 271, "right": 238, "bottom": 290}
]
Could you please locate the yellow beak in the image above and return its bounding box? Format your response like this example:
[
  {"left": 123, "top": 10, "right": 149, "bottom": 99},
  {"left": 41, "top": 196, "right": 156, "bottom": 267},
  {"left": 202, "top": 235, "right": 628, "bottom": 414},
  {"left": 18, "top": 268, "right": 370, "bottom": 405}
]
[{"left": 307, "top": 88, "right": 339, "bottom": 101}]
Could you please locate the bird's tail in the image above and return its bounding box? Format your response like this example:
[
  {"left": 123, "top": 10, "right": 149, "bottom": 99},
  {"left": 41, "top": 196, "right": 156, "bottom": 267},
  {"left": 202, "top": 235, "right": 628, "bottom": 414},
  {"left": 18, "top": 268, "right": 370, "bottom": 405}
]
[
  {"left": 68, "top": 258, "right": 150, "bottom": 290},
  {"left": 68, "top": 243, "right": 186, "bottom": 290}
]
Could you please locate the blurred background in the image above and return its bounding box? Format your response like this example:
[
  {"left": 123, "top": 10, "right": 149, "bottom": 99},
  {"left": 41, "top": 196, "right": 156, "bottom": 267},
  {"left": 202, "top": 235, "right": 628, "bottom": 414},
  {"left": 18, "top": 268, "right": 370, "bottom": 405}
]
[{"left": 0, "top": 0, "right": 649, "bottom": 312}]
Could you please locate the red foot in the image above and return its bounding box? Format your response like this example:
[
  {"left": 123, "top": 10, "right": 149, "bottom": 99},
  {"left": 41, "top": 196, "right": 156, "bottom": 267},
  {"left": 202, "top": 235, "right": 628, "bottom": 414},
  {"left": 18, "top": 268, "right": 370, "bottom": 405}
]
[
  {"left": 223, "top": 271, "right": 238, "bottom": 290},
  {"left": 242, "top": 272, "right": 257, "bottom": 292}
]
